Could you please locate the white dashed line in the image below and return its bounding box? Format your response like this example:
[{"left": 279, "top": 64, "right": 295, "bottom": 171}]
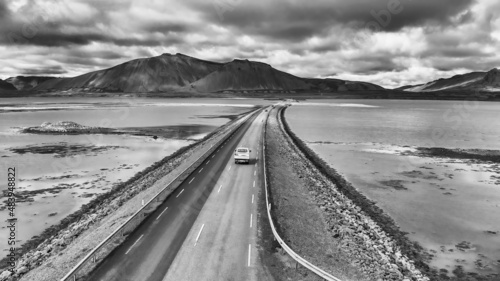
[
  {"left": 253, "top": 181, "right": 255, "bottom": 188},
  {"left": 206, "top": 160, "right": 210, "bottom": 164},
  {"left": 199, "top": 168, "right": 203, "bottom": 173},
  {"left": 189, "top": 178, "right": 195, "bottom": 184},
  {"left": 254, "top": 170, "right": 256, "bottom": 176},
  {"left": 176, "top": 189, "right": 184, "bottom": 198},
  {"left": 254, "top": 163, "right": 257, "bottom": 167},
  {"left": 228, "top": 165, "right": 232, "bottom": 171},
  {"left": 212, "top": 155, "right": 215, "bottom": 158},
  {"left": 194, "top": 224, "right": 205, "bottom": 246},
  {"left": 250, "top": 214, "right": 253, "bottom": 228},
  {"left": 218, "top": 185, "right": 223, "bottom": 193},
  {"left": 125, "top": 234, "right": 144, "bottom": 255},
  {"left": 247, "top": 244, "right": 251, "bottom": 267},
  {"left": 252, "top": 194, "right": 254, "bottom": 204},
  {"left": 156, "top": 207, "right": 169, "bottom": 220}
]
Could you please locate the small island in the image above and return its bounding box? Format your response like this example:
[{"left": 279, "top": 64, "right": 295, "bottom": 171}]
[{"left": 21, "top": 121, "right": 117, "bottom": 134}]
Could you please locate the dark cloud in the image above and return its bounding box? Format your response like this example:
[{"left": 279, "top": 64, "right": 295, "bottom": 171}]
[
  {"left": 20, "top": 65, "right": 67, "bottom": 75},
  {"left": 190, "top": 0, "right": 475, "bottom": 42}
]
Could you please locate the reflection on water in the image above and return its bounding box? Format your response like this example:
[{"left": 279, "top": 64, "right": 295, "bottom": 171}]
[{"left": 287, "top": 99, "right": 500, "bottom": 276}]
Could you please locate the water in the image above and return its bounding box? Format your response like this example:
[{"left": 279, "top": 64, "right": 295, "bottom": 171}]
[
  {"left": 0, "top": 97, "right": 265, "bottom": 257},
  {"left": 286, "top": 99, "right": 500, "bottom": 275}
]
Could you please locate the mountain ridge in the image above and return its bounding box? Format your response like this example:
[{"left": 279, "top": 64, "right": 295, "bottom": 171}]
[
  {"left": 23, "top": 53, "right": 384, "bottom": 94},
  {"left": 400, "top": 68, "right": 500, "bottom": 92}
]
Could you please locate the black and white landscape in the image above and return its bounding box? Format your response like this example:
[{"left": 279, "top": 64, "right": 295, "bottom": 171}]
[{"left": 0, "top": 1, "right": 499, "bottom": 281}]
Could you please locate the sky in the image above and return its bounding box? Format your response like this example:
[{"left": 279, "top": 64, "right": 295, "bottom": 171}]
[{"left": 0, "top": 0, "right": 499, "bottom": 88}]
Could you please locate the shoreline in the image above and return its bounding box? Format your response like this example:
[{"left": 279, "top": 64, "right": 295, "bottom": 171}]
[
  {"left": 280, "top": 106, "right": 500, "bottom": 280},
  {"left": 278, "top": 106, "right": 434, "bottom": 279},
  {"left": 0, "top": 110, "right": 252, "bottom": 280}
]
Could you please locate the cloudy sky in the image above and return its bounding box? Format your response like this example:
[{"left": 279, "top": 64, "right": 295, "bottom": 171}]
[{"left": 0, "top": 0, "right": 499, "bottom": 88}]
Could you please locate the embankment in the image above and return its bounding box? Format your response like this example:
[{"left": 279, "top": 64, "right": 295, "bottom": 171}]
[
  {"left": 0, "top": 109, "right": 256, "bottom": 281},
  {"left": 265, "top": 105, "right": 429, "bottom": 281}
]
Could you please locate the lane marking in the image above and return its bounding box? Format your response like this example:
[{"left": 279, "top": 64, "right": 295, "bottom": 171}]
[
  {"left": 206, "top": 160, "right": 210, "bottom": 164},
  {"left": 228, "top": 165, "right": 232, "bottom": 171},
  {"left": 212, "top": 155, "right": 215, "bottom": 158},
  {"left": 250, "top": 214, "right": 253, "bottom": 228},
  {"left": 254, "top": 163, "right": 257, "bottom": 167},
  {"left": 252, "top": 194, "right": 254, "bottom": 204},
  {"left": 194, "top": 224, "right": 205, "bottom": 246},
  {"left": 199, "top": 168, "right": 203, "bottom": 173},
  {"left": 253, "top": 181, "right": 255, "bottom": 188},
  {"left": 156, "top": 207, "right": 169, "bottom": 220},
  {"left": 247, "top": 244, "right": 251, "bottom": 267},
  {"left": 189, "top": 178, "right": 195, "bottom": 184},
  {"left": 254, "top": 170, "right": 256, "bottom": 176},
  {"left": 176, "top": 189, "right": 184, "bottom": 198},
  {"left": 218, "top": 185, "right": 223, "bottom": 193},
  {"left": 125, "top": 234, "right": 144, "bottom": 255}
]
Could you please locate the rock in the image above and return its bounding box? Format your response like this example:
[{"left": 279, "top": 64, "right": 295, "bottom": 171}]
[
  {"left": 0, "top": 271, "right": 12, "bottom": 279},
  {"left": 16, "top": 266, "right": 28, "bottom": 274}
]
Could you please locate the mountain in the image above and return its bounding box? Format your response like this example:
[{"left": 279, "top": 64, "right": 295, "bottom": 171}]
[
  {"left": 401, "top": 68, "right": 500, "bottom": 92},
  {"left": 0, "top": 79, "right": 17, "bottom": 91},
  {"left": 32, "top": 53, "right": 384, "bottom": 94},
  {"left": 35, "top": 53, "right": 222, "bottom": 93},
  {"left": 6, "top": 76, "right": 56, "bottom": 90},
  {"left": 189, "top": 59, "right": 312, "bottom": 92}
]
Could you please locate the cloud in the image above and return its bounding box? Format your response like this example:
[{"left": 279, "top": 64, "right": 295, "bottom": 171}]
[{"left": 0, "top": 0, "right": 498, "bottom": 89}]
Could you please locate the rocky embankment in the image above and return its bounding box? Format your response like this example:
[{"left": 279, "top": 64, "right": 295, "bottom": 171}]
[
  {"left": 0, "top": 112, "right": 250, "bottom": 281},
  {"left": 265, "top": 106, "right": 429, "bottom": 281}
]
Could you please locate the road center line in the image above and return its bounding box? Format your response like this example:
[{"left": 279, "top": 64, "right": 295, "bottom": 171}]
[
  {"left": 199, "top": 168, "right": 203, "bottom": 173},
  {"left": 252, "top": 194, "right": 254, "bottom": 204},
  {"left": 250, "top": 214, "right": 253, "bottom": 228},
  {"left": 125, "top": 234, "right": 144, "bottom": 255},
  {"left": 218, "top": 185, "right": 223, "bottom": 193},
  {"left": 247, "top": 244, "right": 251, "bottom": 267},
  {"left": 176, "top": 189, "right": 184, "bottom": 198},
  {"left": 254, "top": 170, "right": 256, "bottom": 176},
  {"left": 206, "top": 160, "right": 210, "bottom": 164},
  {"left": 194, "top": 224, "right": 205, "bottom": 246},
  {"left": 253, "top": 181, "right": 255, "bottom": 187},
  {"left": 156, "top": 207, "right": 169, "bottom": 220},
  {"left": 189, "top": 177, "right": 195, "bottom": 184}
]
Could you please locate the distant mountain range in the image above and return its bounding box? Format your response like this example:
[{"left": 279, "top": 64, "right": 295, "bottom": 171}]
[
  {"left": 399, "top": 68, "right": 500, "bottom": 92},
  {"left": 1, "top": 53, "right": 383, "bottom": 94},
  {"left": 6, "top": 76, "right": 56, "bottom": 91},
  {"left": 0, "top": 78, "right": 17, "bottom": 91}
]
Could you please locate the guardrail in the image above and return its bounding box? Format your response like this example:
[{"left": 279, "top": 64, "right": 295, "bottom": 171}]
[
  {"left": 60, "top": 109, "right": 259, "bottom": 281},
  {"left": 262, "top": 106, "right": 342, "bottom": 281}
]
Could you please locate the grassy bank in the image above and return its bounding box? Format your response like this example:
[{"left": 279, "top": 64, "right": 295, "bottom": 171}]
[{"left": 278, "top": 106, "right": 434, "bottom": 278}]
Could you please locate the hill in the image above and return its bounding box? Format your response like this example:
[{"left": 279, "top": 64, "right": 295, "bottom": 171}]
[
  {"left": 31, "top": 54, "right": 384, "bottom": 94},
  {"left": 0, "top": 79, "right": 17, "bottom": 91},
  {"left": 34, "top": 53, "right": 222, "bottom": 93},
  {"left": 6, "top": 76, "right": 56, "bottom": 91},
  {"left": 402, "top": 69, "right": 500, "bottom": 92}
]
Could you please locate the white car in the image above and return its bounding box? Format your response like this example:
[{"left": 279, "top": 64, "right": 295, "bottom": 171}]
[{"left": 234, "top": 147, "right": 251, "bottom": 164}]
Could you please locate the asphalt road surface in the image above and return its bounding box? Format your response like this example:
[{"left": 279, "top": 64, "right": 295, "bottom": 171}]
[{"left": 88, "top": 109, "right": 272, "bottom": 281}]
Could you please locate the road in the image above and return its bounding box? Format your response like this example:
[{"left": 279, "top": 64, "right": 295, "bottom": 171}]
[{"left": 88, "top": 109, "right": 271, "bottom": 281}]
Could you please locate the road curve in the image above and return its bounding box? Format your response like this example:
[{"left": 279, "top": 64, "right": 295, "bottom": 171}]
[{"left": 87, "top": 110, "right": 267, "bottom": 281}]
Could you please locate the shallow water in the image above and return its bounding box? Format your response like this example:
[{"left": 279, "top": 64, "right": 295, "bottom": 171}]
[
  {"left": 0, "top": 97, "right": 266, "bottom": 257},
  {"left": 286, "top": 99, "right": 500, "bottom": 275}
]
